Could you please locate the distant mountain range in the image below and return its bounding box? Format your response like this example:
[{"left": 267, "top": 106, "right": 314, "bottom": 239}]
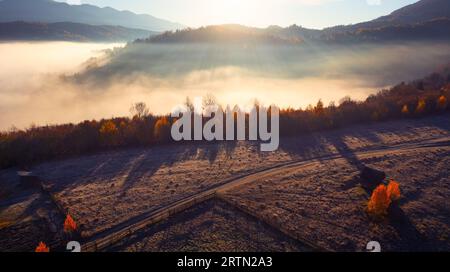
[
  {"left": 0, "top": 0, "right": 184, "bottom": 32},
  {"left": 145, "top": 0, "right": 450, "bottom": 44},
  {"left": 0, "top": 21, "right": 156, "bottom": 42},
  {"left": 0, "top": 0, "right": 449, "bottom": 43}
]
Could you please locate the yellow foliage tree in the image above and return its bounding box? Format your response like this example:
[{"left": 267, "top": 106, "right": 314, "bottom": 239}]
[
  {"left": 368, "top": 184, "right": 391, "bottom": 217},
  {"left": 99, "top": 120, "right": 118, "bottom": 135},
  {"left": 415, "top": 99, "right": 426, "bottom": 114},
  {"left": 99, "top": 120, "right": 119, "bottom": 146}
]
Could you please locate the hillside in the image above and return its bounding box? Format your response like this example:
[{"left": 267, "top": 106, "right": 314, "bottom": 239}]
[
  {"left": 0, "top": 21, "right": 156, "bottom": 42},
  {"left": 0, "top": 0, "right": 184, "bottom": 32},
  {"left": 321, "top": 18, "right": 450, "bottom": 43},
  {"left": 142, "top": 20, "right": 450, "bottom": 45},
  {"left": 325, "top": 0, "right": 450, "bottom": 34},
  {"left": 142, "top": 24, "right": 303, "bottom": 45},
  {"left": 373, "top": 0, "right": 450, "bottom": 26},
  {"left": 2, "top": 0, "right": 448, "bottom": 44},
  {"left": 145, "top": 0, "right": 450, "bottom": 44},
  {"left": 1, "top": 114, "right": 449, "bottom": 251}
]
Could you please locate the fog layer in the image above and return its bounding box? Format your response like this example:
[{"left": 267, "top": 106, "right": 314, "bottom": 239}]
[{"left": 1, "top": 41, "right": 450, "bottom": 130}]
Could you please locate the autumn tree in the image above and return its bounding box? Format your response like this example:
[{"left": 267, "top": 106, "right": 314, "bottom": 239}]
[
  {"left": 154, "top": 117, "right": 171, "bottom": 142},
  {"left": 64, "top": 214, "right": 77, "bottom": 234},
  {"left": 99, "top": 120, "right": 118, "bottom": 135},
  {"left": 314, "top": 99, "right": 325, "bottom": 115},
  {"left": 368, "top": 184, "right": 391, "bottom": 217},
  {"left": 416, "top": 99, "right": 426, "bottom": 114},
  {"left": 99, "top": 120, "right": 118, "bottom": 146},
  {"left": 437, "top": 95, "right": 448, "bottom": 111},
  {"left": 387, "top": 180, "right": 401, "bottom": 202},
  {"left": 35, "top": 242, "right": 50, "bottom": 252},
  {"left": 401, "top": 104, "right": 409, "bottom": 115}
]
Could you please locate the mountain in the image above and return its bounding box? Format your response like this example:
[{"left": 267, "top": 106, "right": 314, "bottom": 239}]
[
  {"left": 319, "top": 0, "right": 450, "bottom": 42},
  {"left": 0, "top": 21, "right": 157, "bottom": 42},
  {"left": 142, "top": 24, "right": 303, "bottom": 45},
  {"left": 373, "top": 0, "right": 450, "bottom": 25},
  {"left": 145, "top": 0, "right": 450, "bottom": 45},
  {"left": 323, "top": 18, "right": 450, "bottom": 43},
  {"left": 0, "top": 0, "right": 184, "bottom": 32},
  {"left": 325, "top": 0, "right": 450, "bottom": 33}
]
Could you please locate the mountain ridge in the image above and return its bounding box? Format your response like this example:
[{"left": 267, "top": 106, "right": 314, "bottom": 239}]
[
  {"left": 325, "top": 0, "right": 450, "bottom": 32},
  {"left": 0, "top": 0, "right": 185, "bottom": 32},
  {"left": 0, "top": 21, "right": 157, "bottom": 42},
  {"left": 145, "top": 0, "right": 450, "bottom": 44}
]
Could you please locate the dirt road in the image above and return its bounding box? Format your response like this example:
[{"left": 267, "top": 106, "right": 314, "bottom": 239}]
[{"left": 82, "top": 136, "right": 450, "bottom": 251}]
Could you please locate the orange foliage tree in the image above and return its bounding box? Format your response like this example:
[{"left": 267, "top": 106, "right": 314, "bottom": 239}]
[
  {"left": 35, "top": 242, "right": 50, "bottom": 252},
  {"left": 368, "top": 184, "right": 391, "bottom": 217},
  {"left": 99, "top": 120, "right": 119, "bottom": 146},
  {"left": 64, "top": 214, "right": 77, "bottom": 233},
  {"left": 401, "top": 104, "right": 409, "bottom": 115},
  {"left": 368, "top": 181, "right": 402, "bottom": 217},
  {"left": 154, "top": 117, "right": 171, "bottom": 141},
  {"left": 437, "top": 95, "right": 448, "bottom": 110},
  {"left": 387, "top": 180, "right": 401, "bottom": 202}
]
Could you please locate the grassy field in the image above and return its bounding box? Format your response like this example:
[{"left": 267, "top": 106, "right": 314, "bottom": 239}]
[{"left": 1, "top": 114, "right": 449, "bottom": 251}]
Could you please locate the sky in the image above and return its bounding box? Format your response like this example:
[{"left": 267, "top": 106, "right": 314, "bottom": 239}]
[{"left": 60, "top": 0, "right": 419, "bottom": 29}]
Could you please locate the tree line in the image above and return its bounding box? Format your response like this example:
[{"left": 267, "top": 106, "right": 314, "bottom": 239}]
[{"left": 0, "top": 68, "right": 449, "bottom": 169}]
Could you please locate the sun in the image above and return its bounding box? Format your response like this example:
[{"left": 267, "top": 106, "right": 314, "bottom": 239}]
[{"left": 191, "top": 0, "right": 268, "bottom": 27}]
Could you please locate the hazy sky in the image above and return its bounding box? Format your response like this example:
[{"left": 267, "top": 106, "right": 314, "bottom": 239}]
[{"left": 59, "top": 0, "right": 419, "bottom": 29}]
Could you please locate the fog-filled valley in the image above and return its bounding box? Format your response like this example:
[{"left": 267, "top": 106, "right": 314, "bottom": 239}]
[
  {"left": 1, "top": 40, "right": 450, "bottom": 130},
  {"left": 2, "top": 0, "right": 450, "bottom": 254}
]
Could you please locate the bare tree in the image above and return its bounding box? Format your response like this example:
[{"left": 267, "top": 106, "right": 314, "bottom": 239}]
[
  {"left": 202, "top": 93, "right": 217, "bottom": 110},
  {"left": 130, "top": 102, "right": 150, "bottom": 119},
  {"left": 185, "top": 96, "right": 195, "bottom": 112},
  {"left": 339, "top": 96, "right": 352, "bottom": 106}
]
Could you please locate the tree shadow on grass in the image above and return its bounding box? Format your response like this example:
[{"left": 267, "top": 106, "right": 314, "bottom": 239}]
[
  {"left": 34, "top": 140, "right": 241, "bottom": 194},
  {"left": 387, "top": 204, "right": 431, "bottom": 251}
]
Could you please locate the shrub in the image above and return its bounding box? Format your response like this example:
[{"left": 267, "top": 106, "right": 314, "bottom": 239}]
[
  {"left": 35, "top": 242, "right": 50, "bottom": 252},
  {"left": 368, "top": 184, "right": 391, "bottom": 217},
  {"left": 387, "top": 180, "right": 401, "bottom": 202}
]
